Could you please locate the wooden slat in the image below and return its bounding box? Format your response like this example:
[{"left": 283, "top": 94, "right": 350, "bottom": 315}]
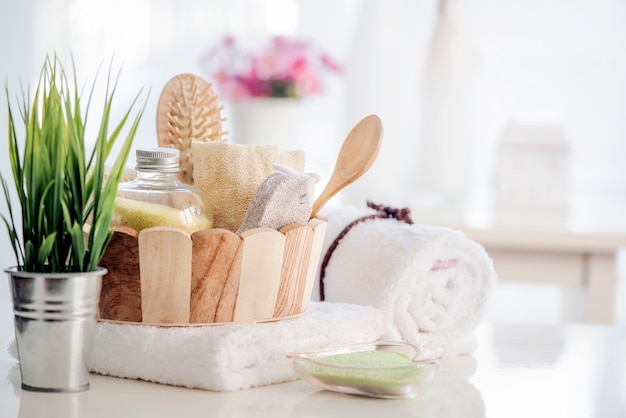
[
  {"left": 234, "top": 228, "right": 285, "bottom": 322},
  {"left": 214, "top": 243, "right": 243, "bottom": 322},
  {"left": 99, "top": 226, "right": 142, "bottom": 322},
  {"left": 300, "top": 219, "right": 328, "bottom": 310},
  {"left": 274, "top": 223, "right": 314, "bottom": 317},
  {"left": 190, "top": 229, "right": 242, "bottom": 323},
  {"left": 139, "top": 227, "right": 192, "bottom": 324}
]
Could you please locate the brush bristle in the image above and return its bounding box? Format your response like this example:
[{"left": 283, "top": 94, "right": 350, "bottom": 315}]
[{"left": 156, "top": 74, "right": 226, "bottom": 184}]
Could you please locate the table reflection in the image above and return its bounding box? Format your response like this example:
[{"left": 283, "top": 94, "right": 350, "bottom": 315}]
[{"left": 8, "top": 354, "right": 485, "bottom": 418}]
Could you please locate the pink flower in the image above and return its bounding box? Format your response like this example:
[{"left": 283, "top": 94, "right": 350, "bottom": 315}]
[{"left": 200, "top": 35, "right": 342, "bottom": 101}]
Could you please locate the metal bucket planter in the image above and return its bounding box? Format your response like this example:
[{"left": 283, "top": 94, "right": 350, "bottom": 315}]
[{"left": 6, "top": 267, "right": 105, "bottom": 392}]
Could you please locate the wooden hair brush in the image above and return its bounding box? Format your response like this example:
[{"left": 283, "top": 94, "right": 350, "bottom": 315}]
[{"left": 156, "top": 73, "right": 226, "bottom": 184}]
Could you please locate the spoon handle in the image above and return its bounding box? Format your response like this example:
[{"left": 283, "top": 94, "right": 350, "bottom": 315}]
[
  {"left": 310, "top": 115, "right": 383, "bottom": 219},
  {"left": 310, "top": 179, "right": 340, "bottom": 219}
]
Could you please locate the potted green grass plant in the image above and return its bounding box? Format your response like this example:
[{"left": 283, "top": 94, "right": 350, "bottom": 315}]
[{"left": 0, "top": 55, "right": 145, "bottom": 392}]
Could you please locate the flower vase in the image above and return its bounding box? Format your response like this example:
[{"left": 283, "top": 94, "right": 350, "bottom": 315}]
[
  {"left": 228, "top": 98, "right": 303, "bottom": 150},
  {"left": 7, "top": 267, "right": 105, "bottom": 392}
]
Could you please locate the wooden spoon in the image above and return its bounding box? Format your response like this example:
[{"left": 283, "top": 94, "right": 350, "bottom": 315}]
[{"left": 310, "top": 115, "right": 383, "bottom": 219}]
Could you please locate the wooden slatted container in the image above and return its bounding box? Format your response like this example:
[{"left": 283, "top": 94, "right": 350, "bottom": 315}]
[{"left": 98, "top": 218, "right": 327, "bottom": 325}]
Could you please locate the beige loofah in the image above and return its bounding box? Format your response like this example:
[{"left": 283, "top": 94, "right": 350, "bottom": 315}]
[
  {"left": 193, "top": 142, "right": 305, "bottom": 232},
  {"left": 157, "top": 73, "right": 227, "bottom": 184}
]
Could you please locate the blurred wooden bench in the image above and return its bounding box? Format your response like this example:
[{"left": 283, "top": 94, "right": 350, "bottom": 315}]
[{"left": 462, "top": 227, "right": 626, "bottom": 323}]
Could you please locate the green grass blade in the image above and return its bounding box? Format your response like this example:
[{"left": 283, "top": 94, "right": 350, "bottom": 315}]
[
  {"left": 36, "top": 232, "right": 57, "bottom": 266},
  {"left": 2, "top": 55, "right": 145, "bottom": 273}
]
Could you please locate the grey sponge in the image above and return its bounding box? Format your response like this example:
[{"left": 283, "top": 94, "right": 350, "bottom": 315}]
[{"left": 237, "top": 164, "right": 320, "bottom": 234}]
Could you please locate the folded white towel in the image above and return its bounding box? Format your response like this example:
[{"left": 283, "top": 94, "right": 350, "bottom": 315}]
[
  {"left": 87, "top": 301, "right": 383, "bottom": 391},
  {"left": 314, "top": 204, "right": 497, "bottom": 360}
]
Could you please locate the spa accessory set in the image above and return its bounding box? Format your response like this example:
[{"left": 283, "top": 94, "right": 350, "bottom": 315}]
[{"left": 3, "top": 70, "right": 496, "bottom": 399}]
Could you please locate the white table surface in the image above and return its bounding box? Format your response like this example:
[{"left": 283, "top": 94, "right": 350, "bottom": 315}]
[{"left": 0, "top": 301, "right": 624, "bottom": 418}]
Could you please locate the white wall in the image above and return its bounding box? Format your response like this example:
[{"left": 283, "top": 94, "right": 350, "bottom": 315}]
[
  {"left": 0, "top": 0, "right": 359, "bottom": 302},
  {"left": 1, "top": 0, "right": 626, "bottom": 323}
]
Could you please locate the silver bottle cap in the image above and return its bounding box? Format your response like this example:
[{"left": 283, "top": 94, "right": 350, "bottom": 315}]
[{"left": 135, "top": 147, "right": 180, "bottom": 172}]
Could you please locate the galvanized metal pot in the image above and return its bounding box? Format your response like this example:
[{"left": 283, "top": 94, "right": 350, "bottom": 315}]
[{"left": 6, "top": 267, "right": 105, "bottom": 392}]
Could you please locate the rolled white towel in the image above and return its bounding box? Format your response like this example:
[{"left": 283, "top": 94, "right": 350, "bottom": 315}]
[{"left": 314, "top": 204, "right": 497, "bottom": 360}]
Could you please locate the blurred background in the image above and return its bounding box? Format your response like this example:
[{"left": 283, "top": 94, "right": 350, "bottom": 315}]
[{"left": 1, "top": 0, "right": 626, "bottom": 324}]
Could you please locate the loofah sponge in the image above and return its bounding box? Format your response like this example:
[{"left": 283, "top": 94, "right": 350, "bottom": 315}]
[{"left": 192, "top": 141, "right": 304, "bottom": 232}]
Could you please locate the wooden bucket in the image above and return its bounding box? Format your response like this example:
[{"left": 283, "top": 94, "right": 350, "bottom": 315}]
[{"left": 97, "top": 218, "right": 327, "bottom": 325}]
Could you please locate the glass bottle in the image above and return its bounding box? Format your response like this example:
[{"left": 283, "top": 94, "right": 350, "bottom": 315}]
[{"left": 111, "top": 147, "right": 213, "bottom": 233}]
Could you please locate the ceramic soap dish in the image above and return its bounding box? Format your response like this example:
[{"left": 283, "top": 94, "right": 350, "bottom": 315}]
[{"left": 287, "top": 341, "right": 438, "bottom": 399}]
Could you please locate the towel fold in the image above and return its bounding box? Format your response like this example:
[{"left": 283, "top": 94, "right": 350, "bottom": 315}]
[
  {"left": 87, "top": 301, "right": 383, "bottom": 391},
  {"left": 314, "top": 204, "right": 497, "bottom": 360}
]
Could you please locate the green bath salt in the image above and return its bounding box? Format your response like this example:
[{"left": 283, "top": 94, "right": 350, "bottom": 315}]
[{"left": 302, "top": 350, "right": 425, "bottom": 389}]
